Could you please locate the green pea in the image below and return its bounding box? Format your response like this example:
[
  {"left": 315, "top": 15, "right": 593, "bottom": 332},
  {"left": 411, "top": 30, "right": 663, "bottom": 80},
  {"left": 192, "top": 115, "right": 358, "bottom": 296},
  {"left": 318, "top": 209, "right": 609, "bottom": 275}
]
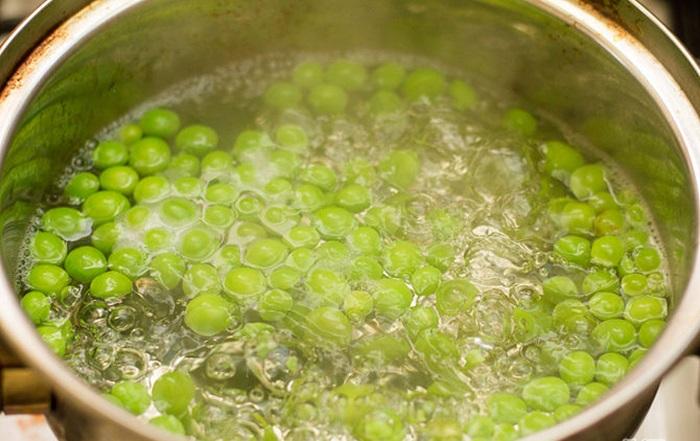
[
  {"left": 300, "top": 164, "right": 337, "bottom": 192},
  {"left": 503, "top": 108, "right": 537, "bottom": 137},
  {"left": 224, "top": 267, "right": 266, "bottom": 300},
  {"left": 552, "top": 299, "right": 587, "bottom": 325},
  {"left": 98, "top": 166, "right": 139, "bottom": 195},
  {"left": 212, "top": 245, "right": 241, "bottom": 272},
  {"left": 338, "top": 290, "right": 372, "bottom": 323},
  {"left": 26, "top": 264, "right": 70, "bottom": 295},
  {"left": 42, "top": 207, "right": 91, "bottom": 240},
  {"left": 235, "top": 193, "right": 264, "bottom": 219},
  {"left": 424, "top": 417, "right": 462, "bottom": 441},
  {"left": 621, "top": 273, "right": 648, "bottom": 296},
  {"left": 415, "top": 328, "right": 459, "bottom": 366},
  {"left": 139, "top": 108, "right": 181, "bottom": 138},
  {"left": 264, "top": 178, "right": 293, "bottom": 202},
  {"left": 449, "top": 80, "right": 477, "bottom": 111},
  {"left": 315, "top": 241, "right": 350, "bottom": 265},
  {"left": 111, "top": 381, "right": 151, "bottom": 415},
  {"left": 426, "top": 243, "right": 455, "bottom": 272},
  {"left": 326, "top": 60, "right": 367, "bottom": 91},
  {"left": 245, "top": 238, "right": 288, "bottom": 268},
  {"left": 570, "top": 164, "right": 607, "bottom": 200},
  {"left": 553, "top": 404, "right": 582, "bottom": 422},
  {"left": 200, "top": 150, "right": 234, "bottom": 176},
  {"left": 159, "top": 197, "right": 199, "bottom": 227},
  {"left": 259, "top": 289, "right": 294, "bottom": 321},
  {"left": 378, "top": 149, "right": 420, "bottom": 189},
  {"left": 129, "top": 137, "right": 171, "bottom": 176},
  {"left": 350, "top": 256, "right": 384, "bottom": 281},
  {"left": 521, "top": 376, "right": 570, "bottom": 411},
  {"left": 175, "top": 124, "right": 218, "bottom": 156},
  {"left": 369, "top": 90, "right": 403, "bottom": 115},
  {"left": 436, "top": 279, "right": 478, "bottom": 316},
  {"left": 102, "top": 393, "right": 123, "bottom": 407},
  {"left": 373, "top": 278, "right": 412, "bottom": 320},
  {"left": 592, "top": 319, "right": 637, "bottom": 352},
  {"left": 306, "top": 267, "right": 350, "bottom": 306},
  {"left": 344, "top": 158, "right": 377, "bottom": 187},
  {"left": 231, "top": 221, "right": 268, "bottom": 244},
  {"left": 487, "top": 392, "right": 528, "bottom": 424},
  {"left": 628, "top": 348, "right": 647, "bottom": 368},
  {"left": 64, "top": 246, "right": 108, "bottom": 283},
  {"left": 202, "top": 182, "right": 237, "bottom": 207},
  {"left": 575, "top": 382, "right": 608, "bottom": 406},
  {"left": 335, "top": 183, "right": 371, "bottom": 213},
  {"left": 401, "top": 68, "right": 445, "bottom": 101},
  {"left": 371, "top": 62, "right": 406, "bottom": 90},
  {"left": 275, "top": 124, "right": 309, "bottom": 153},
  {"left": 596, "top": 352, "right": 629, "bottom": 385},
  {"left": 179, "top": 225, "right": 220, "bottom": 261},
  {"left": 588, "top": 291, "right": 624, "bottom": 320},
  {"left": 624, "top": 295, "right": 667, "bottom": 324},
  {"left": 411, "top": 265, "right": 441, "bottom": 296},
  {"left": 347, "top": 226, "right": 381, "bottom": 255},
  {"left": 557, "top": 201, "right": 595, "bottom": 235},
  {"left": 589, "top": 192, "right": 617, "bottom": 213},
  {"left": 37, "top": 325, "right": 68, "bottom": 356},
  {"left": 313, "top": 206, "right": 356, "bottom": 239},
  {"left": 65, "top": 172, "right": 100, "bottom": 201},
  {"left": 144, "top": 228, "right": 172, "bottom": 253},
  {"left": 308, "top": 83, "right": 348, "bottom": 114},
  {"left": 284, "top": 225, "right": 321, "bottom": 249},
  {"left": 590, "top": 236, "right": 624, "bottom": 267},
  {"left": 364, "top": 206, "right": 404, "bottom": 237},
  {"left": 553, "top": 235, "right": 591, "bottom": 266},
  {"left": 559, "top": 351, "right": 596, "bottom": 385},
  {"left": 184, "top": 293, "right": 232, "bottom": 336},
  {"left": 467, "top": 416, "right": 495, "bottom": 438},
  {"left": 519, "top": 411, "right": 555, "bottom": 436},
  {"left": 149, "top": 415, "right": 185, "bottom": 435},
  {"left": 306, "top": 306, "right": 352, "bottom": 346},
  {"left": 93, "top": 140, "right": 129, "bottom": 169},
  {"left": 594, "top": 209, "right": 625, "bottom": 236},
  {"left": 108, "top": 247, "right": 146, "bottom": 279},
  {"left": 91, "top": 222, "right": 119, "bottom": 255},
  {"left": 83, "top": 191, "right": 131, "bottom": 225},
  {"left": 30, "top": 231, "right": 67, "bottom": 264},
  {"left": 119, "top": 124, "right": 142, "bottom": 145},
  {"left": 172, "top": 176, "right": 202, "bottom": 199},
  {"left": 21, "top": 291, "right": 51, "bottom": 324},
  {"left": 293, "top": 61, "right": 324, "bottom": 88},
  {"left": 202, "top": 205, "right": 235, "bottom": 229},
  {"left": 167, "top": 152, "right": 200, "bottom": 178},
  {"left": 382, "top": 240, "right": 422, "bottom": 278},
  {"left": 542, "top": 141, "right": 584, "bottom": 178},
  {"left": 622, "top": 230, "right": 649, "bottom": 250},
  {"left": 582, "top": 270, "right": 619, "bottom": 295},
  {"left": 90, "top": 271, "right": 132, "bottom": 299},
  {"left": 264, "top": 81, "right": 302, "bottom": 109},
  {"left": 121, "top": 206, "right": 150, "bottom": 230},
  {"left": 635, "top": 247, "right": 661, "bottom": 272},
  {"left": 152, "top": 371, "right": 195, "bottom": 416},
  {"left": 353, "top": 408, "right": 405, "bottom": 441},
  {"left": 267, "top": 266, "right": 301, "bottom": 291},
  {"left": 182, "top": 263, "right": 221, "bottom": 297},
  {"left": 542, "top": 275, "right": 578, "bottom": 304},
  {"left": 150, "top": 252, "right": 186, "bottom": 289},
  {"left": 133, "top": 176, "right": 170, "bottom": 204},
  {"left": 232, "top": 130, "right": 272, "bottom": 162},
  {"left": 638, "top": 319, "right": 665, "bottom": 348}
]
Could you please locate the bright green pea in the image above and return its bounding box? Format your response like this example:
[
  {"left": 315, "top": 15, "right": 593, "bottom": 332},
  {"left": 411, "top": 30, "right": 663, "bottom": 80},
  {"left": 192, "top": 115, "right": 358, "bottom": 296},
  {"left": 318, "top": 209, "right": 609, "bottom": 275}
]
[
  {"left": 143, "top": 228, "right": 172, "bottom": 253},
  {"left": 65, "top": 172, "right": 100, "bottom": 201},
  {"left": 556, "top": 201, "right": 594, "bottom": 234},
  {"left": 21, "top": 291, "right": 51, "bottom": 324},
  {"left": 591, "top": 235, "right": 624, "bottom": 267},
  {"left": 542, "top": 141, "right": 584, "bottom": 179},
  {"left": 30, "top": 231, "right": 67, "bottom": 264},
  {"left": 519, "top": 411, "right": 556, "bottom": 436},
  {"left": 150, "top": 252, "right": 186, "bottom": 290},
  {"left": 503, "top": 108, "right": 537, "bottom": 137},
  {"left": 259, "top": 289, "right": 294, "bottom": 321},
  {"left": 542, "top": 275, "right": 578, "bottom": 304},
  {"left": 200, "top": 150, "right": 234, "bottom": 176},
  {"left": 349, "top": 256, "right": 384, "bottom": 281},
  {"left": 264, "top": 178, "right": 293, "bottom": 202},
  {"left": 244, "top": 238, "right": 288, "bottom": 269},
  {"left": 152, "top": 371, "right": 195, "bottom": 416},
  {"left": 306, "top": 267, "right": 350, "bottom": 306},
  {"left": 588, "top": 291, "right": 624, "bottom": 320},
  {"left": 553, "top": 404, "right": 582, "bottom": 422},
  {"left": 64, "top": 246, "right": 107, "bottom": 283},
  {"left": 596, "top": 353, "right": 629, "bottom": 385},
  {"left": 264, "top": 81, "right": 302, "bottom": 109},
  {"left": 411, "top": 265, "right": 441, "bottom": 296},
  {"left": 108, "top": 247, "right": 146, "bottom": 279},
  {"left": 293, "top": 61, "right": 324, "bottom": 88},
  {"left": 178, "top": 225, "right": 220, "bottom": 261},
  {"left": 91, "top": 222, "right": 119, "bottom": 255},
  {"left": 171, "top": 176, "right": 201, "bottom": 198},
  {"left": 175, "top": 124, "right": 218, "bottom": 156},
  {"left": 149, "top": 415, "right": 185, "bottom": 435},
  {"left": 26, "top": 264, "right": 70, "bottom": 295},
  {"left": 369, "top": 90, "right": 403, "bottom": 115},
  {"left": 119, "top": 124, "right": 142, "bottom": 145},
  {"left": 570, "top": 164, "right": 607, "bottom": 200},
  {"left": 552, "top": 299, "right": 587, "bottom": 325},
  {"left": 559, "top": 351, "right": 596, "bottom": 385},
  {"left": 90, "top": 270, "right": 132, "bottom": 299},
  {"left": 371, "top": 62, "right": 406, "bottom": 90},
  {"left": 575, "top": 382, "right": 609, "bottom": 406},
  {"left": 621, "top": 273, "right": 648, "bottom": 296},
  {"left": 313, "top": 206, "right": 356, "bottom": 239},
  {"left": 326, "top": 60, "right": 367, "bottom": 91},
  {"left": 592, "top": 319, "right": 637, "bottom": 352},
  {"left": 354, "top": 408, "right": 405, "bottom": 441},
  {"left": 260, "top": 206, "right": 298, "bottom": 233},
  {"left": 159, "top": 197, "right": 198, "bottom": 227},
  {"left": 487, "top": 392, "right": 528, "bottom": 424},
  {"left": 111, "top": 381, "right": 151, "bottom": 415},
  {"left": 449, "top": 80, "right": 477, "bottom": 110},
  {"left": 522, "top": 376, "right": 570, "bottom": 411},
  {"left": 342, "top": 290, "right": 373, "bottom": 323},
  {"left": 622, "top": 230, "right": 649, "bottom": 250},
  {"left": 41, "top": 207, "right": 91, "bottom": 240},
  {"left": 203, "top": 205, "right": 235, "bottom": 229},
  {"left": 275, "top": 124, "right": 309, "bottom": 153},
  {"left": 235, "top": 193, "right": 264, "bottom": 218},
  {"left": 553, "top": 235, "right": 591, "bottom": 266},
  {"left": 129, "top": 137, "right": 171, "bottom": 175},
  {"left": 284, "top": 225, "right": 320, "bottom": 249},
  {"left": 224, "top": 267, "right": 266, "bottom": 300},
  {"left": 133, "top": 176, "right": 170, "bottom": 204},
  {"left": 382, "top": 240, "right": 422, "bottom": 278},
  {"left": 37, "top": 325, "right": 68, "bottom": 356},
  {"left": 203, "top": 182, "right": 238, "bottom": 206},
  {"left": 635, "top": 247, "right": 661, "bottom": 272},
  {"left": 401, "top": 68, "right": 445, "bottom": 101},
  {"left": 372, "top": 278, "right": 412, "bottom": 320},
  {"left": 99, "top": 166, "right": 139, "bottom": 195},
  {"left": 306, "top": 306, "right": 352, "bottom": 346},
  {"left": 436, "top": 279, "right": 478, "bottom": 316},
  {"left": 268, "top": 266, "right": 302, "bottom": 290},
  {"left": 93, "top": 140, "right": 129, "bottom": 169},
  {"left": 139, "top": 108, "right": 180, "bottom": 138},
  {"left": 595, "top": 209, "right": 625, "bottom": 236},
  {"left": 378, "top": 149, "right": 420, "bottom": 189},
  {"left": 83, "top": 191, "right": 131, "bottom": 225},
  {"left": 347, "top": 226, "right": 381, "bottom": 255},
  {"left": 184, "top": 293, "right": 232, "bottom": 336},
  {"left": 582, "top": 270, "right": 619, "bottom": 295},
  {"left": 624, "top": 295, "right": 667, "bottom": 324},
  {"left": 308, "top": 83, "right": 348, "bottom": 114},
  {"left": 426, "top": 243, "right": 455, "bottom": 272},
  {"left": 335, "top": 183, "right": 371, "bottom": 213},
  {"left": 638, "top": 319, "right": 665, "bottom": 348},
  {"left": 167, "top": 152, "right": 200, "bottom": 178}
]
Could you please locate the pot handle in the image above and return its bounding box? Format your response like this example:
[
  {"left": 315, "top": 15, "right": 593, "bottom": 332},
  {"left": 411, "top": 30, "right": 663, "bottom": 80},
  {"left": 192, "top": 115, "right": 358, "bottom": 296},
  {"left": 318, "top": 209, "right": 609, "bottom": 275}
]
[{"left": 0, "top": 335, "right": 52, "bottom": 414}]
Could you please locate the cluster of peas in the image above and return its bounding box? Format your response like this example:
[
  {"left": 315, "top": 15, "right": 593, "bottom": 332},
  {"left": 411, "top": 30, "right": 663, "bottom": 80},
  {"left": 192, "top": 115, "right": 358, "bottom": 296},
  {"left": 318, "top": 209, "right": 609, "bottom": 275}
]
[{"left": 17, "top": 58, "right": 668, "bottom": 440}]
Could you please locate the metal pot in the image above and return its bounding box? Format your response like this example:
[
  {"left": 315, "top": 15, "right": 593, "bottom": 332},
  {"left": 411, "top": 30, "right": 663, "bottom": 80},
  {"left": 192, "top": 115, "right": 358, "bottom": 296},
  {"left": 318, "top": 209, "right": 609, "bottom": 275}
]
[{"left": 0, "top": 1, "right": 699, "bottom": 440}]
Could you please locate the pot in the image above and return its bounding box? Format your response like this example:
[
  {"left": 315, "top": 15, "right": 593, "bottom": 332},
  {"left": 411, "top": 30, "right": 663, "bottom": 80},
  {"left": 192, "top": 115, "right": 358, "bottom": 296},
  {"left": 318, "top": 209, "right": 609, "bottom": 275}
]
[{"left": 0, "top": 1, "right": 699, "bottom": 440}]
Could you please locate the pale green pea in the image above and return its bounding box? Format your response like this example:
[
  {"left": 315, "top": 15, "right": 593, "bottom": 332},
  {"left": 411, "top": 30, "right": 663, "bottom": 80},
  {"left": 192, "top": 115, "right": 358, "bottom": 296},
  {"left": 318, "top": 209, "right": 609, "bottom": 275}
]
[
  {"left": 64, "top": 246, "right": 108, "bottom": 283},
  {"left": 259, "top": 289, "right": 294, "bottom": 321},
  {"left": 30, "top": 231, "right": 67, "bottom": 264},
  {"left": 306, "top": 267, "right": 350, "bottom": 306},
  {"left": 436, "top": 279, "right": 478, "bottom": 316},
  {"left": 275, "top": 124, "right": 309, "bottom": 152},
  {"left": 264, "top": 178, "right": 293, "bottom": 201},
  {"left": 150, "top": 415, "right": 185, "bottom": 435},
  {"left": 133, "top": 176, "right": 170, "bottom": 204},
  {"left": 233, "top": 130, "right": 272, "bottom": 163},
  {"left": 159, "top": 197, "right": 199, "bottom": 227},
  {"left": 326, "top": 60, "right": 367, "bottom": 91},
  {"left": 26, "top": 264, "right": 70, "bottom": 295},
  {"left": 503, "top": 108, "right": 537, "bottom": 137},
  {"left": 401, "top": 68, "right": 445, "bottom": 101},
  {"left": 235, "top": 193, "right": 264, "bottom": 218},
  {"left": 347, "top": 226, "right": 381, "bottom": 255},
  {"left": 575, "top": 382, "right": 609, "bottom": 406},
  {"left": 308, "top": 83, "right": 348, "bottom": 114},
  {"left": 369, "top": 91, "right": 403, "bottom": 115},
  {"left": 315, "top": 241, "right": 350, "bottom": 264},
  {"left": 244, "top": 238, "right": 288, "bottom": 268},
  {"left": 592, "top": 319, "right": 637, "bottom": 352},
  {"left": 167, "top": 152, "right": 200, "bottom": 177},
  {"left": 569, "top": 164, "right": 607, "bottom": 200},
  {"left": 364, "top": 205, "right": 403, "bottom": 237},
  {"left": 178, "top": 225, "right": 220, "bottom": 261},
  {"left": 286, "top": 248, "right": 316, "bottom": 272},
  {"left": 350, "top": 256, "right": 384, "bottom": 281},
  {"left": 582, "top": 270, "right": 619, "bottom": 295},
  {"left": 152, "top": 371, "right": 195, "bottom": 416},
  {"left": 402, "top": 306, "right": 438, "bottom": 338},
  {"left": 542, "top": 275, "right": 578, "bottom": 304},
  {"left": 231, "top": 221, "right": 268, "bottom": 244},
  {"left": 300, "top": 163, "right": 337, "bottom": 192},
  {"left": 37, "top": 325, "right": 68, "bottom": 356},
  {"left": 305, "top": 306, "right": 352, "bottom": 346},
  {"left": 588, "top": 291, "right": 624, "bottom": 320},
  {"left": 150, "top": 252, "right": 186, "bottom": 289},
  {"left": 293, "top": 61, "right": 324, "bottom": 88},
  {"left": 542, "top": 141, "right": 584, "bottom": 179},
  {"left": 172, "top": 176, "right": 202, "bottom": 198},
  {"left": 589, "top": 192, "right": 617, "bottom": 213},
  {"left": 144, "top": 228, "right": 172, "bottom": 253},
  {"left": 559, "top": 351, "right": 596, "bottom": 385},
  {"left": 373, "top": 278, "right": 412, "bottom": 320},
  {"left": 378, "top": 149, "right": 420, "bottom": 189},
  {"left": 449, "top": 80, "right": 477, "bottom": 110},
  {"left": 426, "top": 242, "right": 455, "bottom": 272},
  {"left": 119, "top": 124, "right": 143, "bottom": 144},
  {"left": 270, "top": 149, "right": 302, "bottom": 179},
  {"left": 268, "top": 266, "right": 302, "bottom": 290},
  {"left": 121, "top": 206, "right": 150, "bottom": 230},
  {"left": 313, "top": 206, "right": 356, "bottom": 239},
  {"left": 211, "top": 245, "right": 241, "bottom": 273},
  {"left": 411, "top": 265, "right": 441, "bottom": 296},
  {"left": 521, "top": 376, "right": 570, "bottom": 411},
  {"left": 371, "top": 62, "right": 406, "bottom": 90},
  {"left": 111, "top": 381, "right": 150, "bottom": 415},
  {"left": 284, "top": 225, "right": 321, "bottom": 248},
  {"left": 487, "top": 393, "right": 528, "bottom": 424},
  {"left": 467, "top": 416, "right": 495, "bottom": 438},
  {"left": 343, "top": 290, "right": 374, "bottom": 322},
  {"left": 519, "top": 411, "right": 556, "bottom": 436},
  {"left": 42, "top": 207, "right": 91, "bottom": 240},
  {"left": 183, "top": 263, "right": 222, "bottom": 297},
  {"left": 628, "top": 348, "right": 647, "bottom": 368},
  {"left": 223, "top": 267, "right": 266, "bottom": 300},
  {"left": 205, "top": 182, "right": 239, "bottom": 206},
  {"left": 624, "top": 295, "right": 667, "bottom": 324},
  {"left": 335, "top": 183, "right": 371, "bottom": 213},
  {"left": 264, "top": 81, "right": 302, "bottom": 110},
  {"left": 635, "top": 247, "right": 661, "bottom": 272},
  {"left": 553, "top": 404, "right": 582, "bottom": 422},
  {"left": 184, "top": 293, "right": 232, "bottom": 336},
  {"left": 344, "top": 158, "right": 377, "bottom": 186},
  {"left": 200, "top": 150, "right": 233, "bottom": 176},
  {"left": 596, "top": 352, "right": 629, "bottom": 385},
  {"left": 595, "top": 209, "right": 625, "bottom": 236},
  {"left": 638, "top": 319, "right": 665, "bottom": 348},
  {"left": 557, "top": 201, "right": 595, "bottom": 235},
  {"left": 203, "top": 205, "right": 236, "bottom": 229},
  {"left": 99, "top": 166, "right": 140, "bottom": 195},
  {"left": 621, "top": 273, "right": 648, "bottom": 296}
]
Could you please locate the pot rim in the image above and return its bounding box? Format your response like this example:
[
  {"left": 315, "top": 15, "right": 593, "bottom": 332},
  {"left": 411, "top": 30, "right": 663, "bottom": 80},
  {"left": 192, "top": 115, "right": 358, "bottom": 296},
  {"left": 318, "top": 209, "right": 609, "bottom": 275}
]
[{"left": 0, "top": 1, "right": 699, "bottom": 441}]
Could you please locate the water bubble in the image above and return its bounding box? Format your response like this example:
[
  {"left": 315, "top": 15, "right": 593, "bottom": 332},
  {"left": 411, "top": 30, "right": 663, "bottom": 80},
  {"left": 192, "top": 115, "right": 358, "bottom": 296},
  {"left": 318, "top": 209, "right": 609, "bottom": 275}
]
[
  {"left": 108, "top": 305, "right": 137, "bottom": 332},
  {"left": 205, "top": 352, "right": 238, "bottom": 381}
]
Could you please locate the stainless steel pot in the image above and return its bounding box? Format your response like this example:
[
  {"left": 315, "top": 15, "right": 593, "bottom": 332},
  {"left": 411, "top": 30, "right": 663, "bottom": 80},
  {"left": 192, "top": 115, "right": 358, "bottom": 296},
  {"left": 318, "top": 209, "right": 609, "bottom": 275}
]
[{"left": 0, "top": 1, "right": 699, "bottom": 440}]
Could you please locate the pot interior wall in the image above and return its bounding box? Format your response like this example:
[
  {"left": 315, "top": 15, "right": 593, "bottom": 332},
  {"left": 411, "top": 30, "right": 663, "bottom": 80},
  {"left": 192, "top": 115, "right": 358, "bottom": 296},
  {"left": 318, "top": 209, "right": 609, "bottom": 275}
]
[{"left": 0, "top": 0, "right": 694, "bottom": 307}]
